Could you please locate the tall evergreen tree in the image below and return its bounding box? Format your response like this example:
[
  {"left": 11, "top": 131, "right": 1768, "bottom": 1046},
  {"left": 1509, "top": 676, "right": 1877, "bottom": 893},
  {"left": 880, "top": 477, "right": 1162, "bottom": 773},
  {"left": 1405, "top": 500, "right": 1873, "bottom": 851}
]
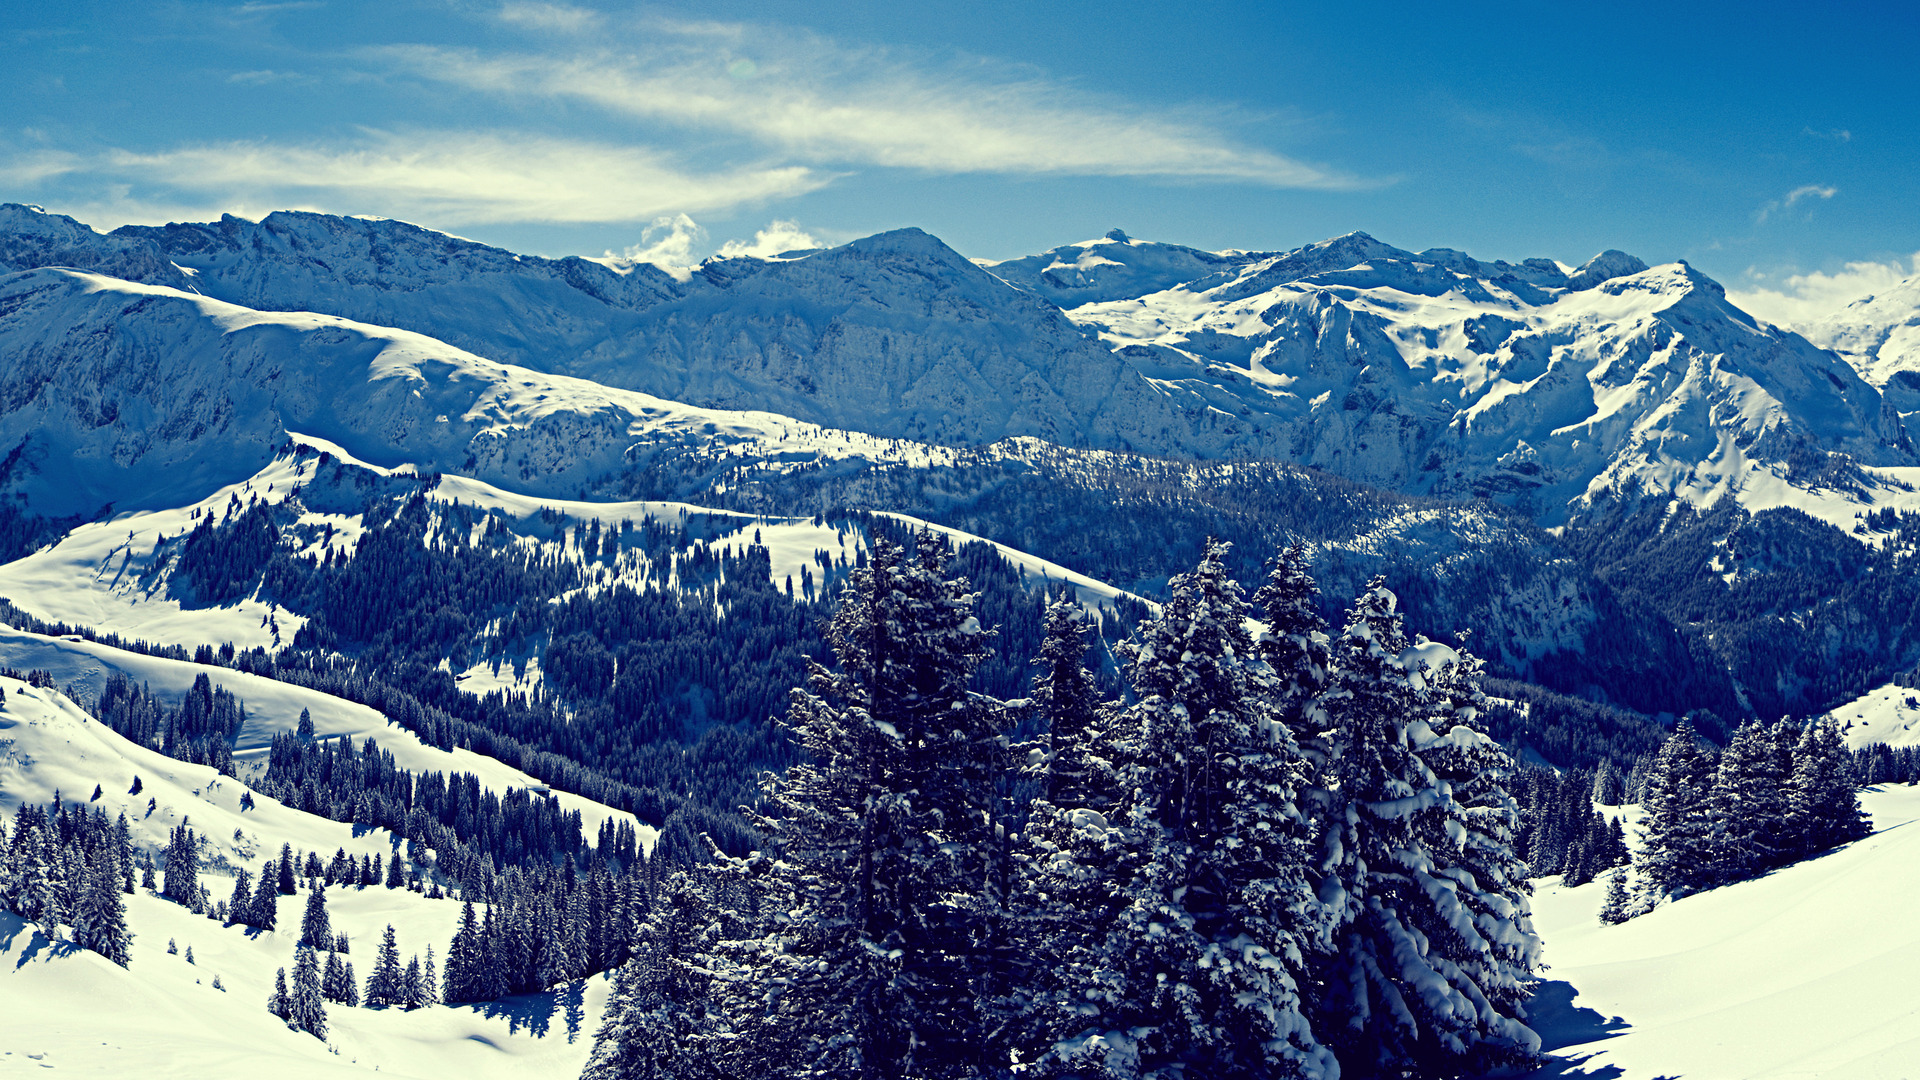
[
  {"left": 162, "top": 825, "right": 200, "bottom": 906},
  {"left": 72, "top": 851, "right": 132, "bottom": 967},
  {"left": 367, "top": 924, "right": 404, "bottom": 1007},
  {"left": 289, "top": 946, "right": 328, "bottom": 1039},
  {"left": 227, "top": 868, "right": 254, "bottom": 927},
  {"left": 1314, "top": 578, "right": 1541, "bottom": 1078},
  {"left": 1033, "top": 540, "right": 1334, "bottom": 1079},
  {"left": 714, "top": 531, "right": 1007, "bottom": 1079},
  {"left": 1707, "top": 720, "right": 1791, "bottom": 882},
  {"left": 1787, "top": 718, "right": 1872, "bottom": 855},
  {"left": 1029, "top": 588, "right": 1108, "bottom": 808},
  {"left": 269, "top": 966, "right": 291, "bottom": 1021},
  {"left": 250, "top": 861, "right": 280, "bottom": 931},
  {"left": 1599, "top": 869, "right": 1631, "bottom": 926},
  {"left": 299, "top": 882, "right": 331, "bottom": 949},
  {"left": 1635, "top": 721, "right": 1717, "bottom": 901}
]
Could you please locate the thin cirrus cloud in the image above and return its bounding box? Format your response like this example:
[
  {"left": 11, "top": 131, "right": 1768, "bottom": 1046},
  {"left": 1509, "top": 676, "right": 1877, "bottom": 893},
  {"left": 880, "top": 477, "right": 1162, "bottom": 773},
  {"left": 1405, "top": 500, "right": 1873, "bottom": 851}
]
[
  {"left": 91, "top": 132, "right": 830, "bottom": 226},
  {"left": 372, "top": 21, "right": 1361, "bottom": 189},
  {"left": 1754, "top": 183, "right": 1837, "bottom": 224}
]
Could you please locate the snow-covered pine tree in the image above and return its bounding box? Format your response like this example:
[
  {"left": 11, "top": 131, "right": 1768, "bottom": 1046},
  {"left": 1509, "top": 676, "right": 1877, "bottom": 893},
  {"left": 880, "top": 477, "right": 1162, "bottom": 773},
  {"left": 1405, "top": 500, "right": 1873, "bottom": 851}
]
[
  {"left": 250, "top": 860, "right": 280, "bottom": 930},
  {"left": 1407, "top": 644, "right": 1543, "bottom": 1072},
  {"left": 115, "top": 814, "right": 134, "bottom": 895},
  {"left": 712, "top": 530, "right": 1007, "bottom": 1079},
  {"left": 444, "top": 901, "right": 480, "bottom": 1003},
  {"left": 299, "top": 881, "right": 331, "bottom": 949},
  {"left": 1314, "top": 578, "right": 1541, "bottom": 1078},
  {"left": 582, "top": 867, "right": 729, "bottom": 1080},
  {"left": 1038, "top": 540, "right": 1333, "bottom": 1079},
  {"left": 367, "top": 923, "right": 403, "bottom": 1007},
  {"left": 269, "top": 967, "right": 291, "bottom": 1021},
  {"left": 1029, "top": 587, "right": 1108, "bottom": 809},
  {"left": 322, "top": 951, "right": 350, "bottom": 1004},
  {"left": 73, "top": 847, "right": 131, "bottom": 967},
  {"left": 403, "top": 955, "right": 424, "bottom": 1009},
  {"left": 1786, "top": 718, "right": 1872, "bottom": 856},
  {"left": 1593, "top": 759, "right": 1625, "bottom": 806},
  {"left": 289, "top": 946, "right": 328, "bottom": 1039},
  {"left": 162, "top": 825, "right": 200, "bottom": 906},
  {"left": 1251, "top": 541, "right": 1332, "bottom": 757},
  {"left": 227, "top": 868, "right": 253, "bottom": 927},
  {"left": 1707, "top": 720, "right": 1791, "bottom": 883},
  {"left": 998, "top": 591, "right": 1127, "bottom": 1067},
  {"left": 1599, "top": 869, "right": 1631, "bottom": 926},
  {"left": 1635, "top": 721, "right": 1716, "bottom": 901}
]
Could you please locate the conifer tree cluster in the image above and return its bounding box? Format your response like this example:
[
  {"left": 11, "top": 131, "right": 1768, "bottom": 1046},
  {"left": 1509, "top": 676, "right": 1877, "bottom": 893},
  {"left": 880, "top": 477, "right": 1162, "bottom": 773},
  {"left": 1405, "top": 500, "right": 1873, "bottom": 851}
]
[
  {"left": 440, "top": 861, "right": 649, "bottom": 1001},
  {"left": 585, "top": 535, "right": 1543, "bottom": 1080},
  {"left": 1632, "top": 716, "right": 1870, "bottom": 905},
  {"left": 1513, "top": 767, "right": 1629, "bottom": 886},
  {"left": 1, "top": 798, "right": 135, "bottom": 966}
]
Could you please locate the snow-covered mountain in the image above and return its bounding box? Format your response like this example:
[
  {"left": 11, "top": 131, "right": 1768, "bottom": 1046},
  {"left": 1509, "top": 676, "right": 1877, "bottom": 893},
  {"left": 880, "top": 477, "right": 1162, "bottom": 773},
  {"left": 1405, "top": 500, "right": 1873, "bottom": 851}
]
[
  {"left": 6, "top": 205, "right": 1222, "bottom": 458},
  {"left": 0, "top": 268, "right": 946, "bottom": 517},
  {"left": 1802, "top": 270, "right": 1920, "bottom": 423},
  {"left": 1055, "top": 231, "right": 1917, "bottom": 525},
  {"left": 9, "top": 203, "right": 1911, "bottom": 529},
  {"left": 977, "top": 228, "right": 1272, "bottom": 305}
]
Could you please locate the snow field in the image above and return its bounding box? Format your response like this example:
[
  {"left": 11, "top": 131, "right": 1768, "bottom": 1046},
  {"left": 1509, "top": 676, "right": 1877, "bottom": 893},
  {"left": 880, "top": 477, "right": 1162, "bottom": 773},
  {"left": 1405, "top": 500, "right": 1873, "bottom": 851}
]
[
  {"left": 1826, "top": 681, "right": 1920, "bottom": 749},
  {"left": 1530, "top": 785, "right": 1920, "bottom": 1079},
  {"left": 0, "top": 673, "right": 616, "bottom": 1077}
]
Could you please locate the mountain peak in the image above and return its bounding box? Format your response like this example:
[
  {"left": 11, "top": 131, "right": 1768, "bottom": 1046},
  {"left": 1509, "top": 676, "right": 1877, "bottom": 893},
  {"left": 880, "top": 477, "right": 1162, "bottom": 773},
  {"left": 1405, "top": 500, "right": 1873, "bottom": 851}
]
[{"left": 1568, "top": 249, "right": 1650, "bottom": 291}]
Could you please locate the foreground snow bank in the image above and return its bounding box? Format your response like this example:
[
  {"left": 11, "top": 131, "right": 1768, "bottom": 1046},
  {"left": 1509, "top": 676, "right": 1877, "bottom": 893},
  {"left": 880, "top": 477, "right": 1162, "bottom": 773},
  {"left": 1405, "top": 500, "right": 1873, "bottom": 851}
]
[{"left": 1529, "top": 785, "right": 1920, "bottom": 1079}]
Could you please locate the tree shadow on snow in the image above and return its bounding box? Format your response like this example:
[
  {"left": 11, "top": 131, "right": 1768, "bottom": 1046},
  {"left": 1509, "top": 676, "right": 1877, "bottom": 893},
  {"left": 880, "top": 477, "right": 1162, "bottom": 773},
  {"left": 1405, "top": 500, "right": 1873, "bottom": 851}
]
[
  {"left": 1514, "top": 980, "right": 1632, "bottom": 1079},
  {"left": 475, "top": 989, "right": 558, "bottom": 1038}
]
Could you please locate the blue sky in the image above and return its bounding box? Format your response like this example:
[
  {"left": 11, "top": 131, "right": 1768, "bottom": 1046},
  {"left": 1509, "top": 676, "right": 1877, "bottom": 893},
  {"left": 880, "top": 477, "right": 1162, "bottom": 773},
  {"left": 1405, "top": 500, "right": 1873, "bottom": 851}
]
[{"left": 4, "top": 0, "right": 1916, "bottom": 323}]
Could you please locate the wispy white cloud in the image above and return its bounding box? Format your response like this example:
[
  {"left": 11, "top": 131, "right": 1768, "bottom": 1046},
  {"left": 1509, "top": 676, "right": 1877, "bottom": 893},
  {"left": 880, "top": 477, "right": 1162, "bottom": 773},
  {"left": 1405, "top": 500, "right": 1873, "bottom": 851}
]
[
  {"left": 227, "top": 69, "right": 315, "bottom": 85},
  {"left": 0, "top": 147, "right": 83, "bottom": 187},
  {"left": 1802, "top": 127, "right": 1852, "bottom": 142},
  {"left": 493, "top": 2, "right": 601, "bottom": 35},
  {"left": 370, "top": 22, "right": 1360, "bottom": 188},
  {"left": 1755, "top": 183, "right": 1837, "bottom": 224},
  {"left": 39, "top": 131, "right": 826, "bottom": 228},
  {"left": 1728, "top": 253, "right": 1920, "bottom": 329}
]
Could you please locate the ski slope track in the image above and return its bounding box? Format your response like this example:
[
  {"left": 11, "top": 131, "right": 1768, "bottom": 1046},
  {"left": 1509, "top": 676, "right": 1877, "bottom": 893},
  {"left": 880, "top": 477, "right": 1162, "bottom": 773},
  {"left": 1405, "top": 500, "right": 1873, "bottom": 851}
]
[{"left": 0, "top": 674, "right": 617, "bottom": 1078}]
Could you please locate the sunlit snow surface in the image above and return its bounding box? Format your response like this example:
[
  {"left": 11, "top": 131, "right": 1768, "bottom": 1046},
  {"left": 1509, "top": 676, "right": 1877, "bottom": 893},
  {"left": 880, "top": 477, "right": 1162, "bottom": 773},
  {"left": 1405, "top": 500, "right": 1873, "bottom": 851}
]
[
  {"left": 1529, "top": 786, "right": 1920, "bottom": 1079},
  {"left": 0, "top": 674, "right": 615, "bottom": 1077}
]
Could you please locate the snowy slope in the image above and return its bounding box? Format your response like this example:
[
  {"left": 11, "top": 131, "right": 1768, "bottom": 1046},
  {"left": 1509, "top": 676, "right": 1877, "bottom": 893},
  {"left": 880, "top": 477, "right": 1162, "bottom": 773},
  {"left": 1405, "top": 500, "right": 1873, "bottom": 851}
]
[
  {"left": 0, "top": 674, "right": 616, "bottom": 1078},
  {"left": 1530, "top": 785, "right": 1920, "bottom": 1079},
  {"left": 1823, "top": 680, "right": 1920, "bottom": 749},
  {"left": 0, "top": 631, "right": 647, "bottom": 844},
  {"left": 0, "top": 268, "right": 952, "bottom": 518}
]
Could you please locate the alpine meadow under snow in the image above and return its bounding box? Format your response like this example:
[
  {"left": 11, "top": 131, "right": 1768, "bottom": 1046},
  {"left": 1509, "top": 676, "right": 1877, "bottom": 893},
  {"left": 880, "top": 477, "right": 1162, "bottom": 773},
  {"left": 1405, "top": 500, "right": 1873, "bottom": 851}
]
[{"left": 4, "top": 201, "right": 1920, "bottom": 1078}]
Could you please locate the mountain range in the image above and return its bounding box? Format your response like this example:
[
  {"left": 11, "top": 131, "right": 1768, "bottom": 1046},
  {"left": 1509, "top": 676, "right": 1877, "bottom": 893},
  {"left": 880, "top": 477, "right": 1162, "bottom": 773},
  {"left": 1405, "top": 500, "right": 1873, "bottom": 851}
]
[{"left": 6, "top": 200, "right": 1920, "bottom": 730}]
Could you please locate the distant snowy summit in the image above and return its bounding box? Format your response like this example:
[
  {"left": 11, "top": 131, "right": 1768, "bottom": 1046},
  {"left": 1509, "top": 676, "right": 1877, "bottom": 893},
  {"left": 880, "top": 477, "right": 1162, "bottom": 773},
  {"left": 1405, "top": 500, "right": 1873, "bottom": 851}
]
[{"left": 2, "top": 203, "right": 1918, "bottom": 528}]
